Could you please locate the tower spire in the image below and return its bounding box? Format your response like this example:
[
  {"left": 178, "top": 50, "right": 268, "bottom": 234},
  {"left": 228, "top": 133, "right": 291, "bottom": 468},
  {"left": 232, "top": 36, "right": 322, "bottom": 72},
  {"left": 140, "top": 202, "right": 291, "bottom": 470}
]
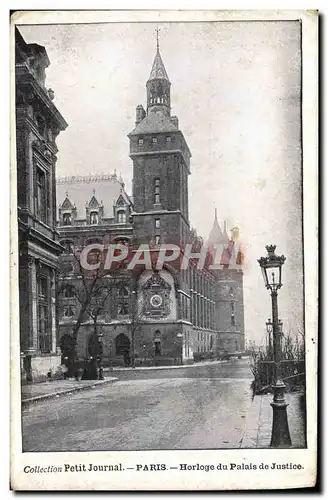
[
  {"left": 146, "top": 33, "right": 171, "bottom": 116},
  {"left": 156, "top": 26, "right": 160, "bottom": 51}
]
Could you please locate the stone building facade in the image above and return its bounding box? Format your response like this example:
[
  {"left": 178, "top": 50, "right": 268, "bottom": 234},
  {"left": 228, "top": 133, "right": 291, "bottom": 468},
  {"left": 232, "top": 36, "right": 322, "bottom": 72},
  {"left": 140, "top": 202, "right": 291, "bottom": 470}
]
[
  {"left": 15, "top": 28, "right": 68, "bottom": 380},
  {"left": 56, "top": 44, "right": 245, "bottom": 366}
]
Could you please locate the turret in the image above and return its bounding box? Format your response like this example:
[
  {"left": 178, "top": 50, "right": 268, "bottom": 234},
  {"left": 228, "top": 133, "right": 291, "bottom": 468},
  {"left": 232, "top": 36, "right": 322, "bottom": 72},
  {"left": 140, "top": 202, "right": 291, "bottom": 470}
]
[{"left": 146, "top": 36, "right": 171, "bottom": 117}]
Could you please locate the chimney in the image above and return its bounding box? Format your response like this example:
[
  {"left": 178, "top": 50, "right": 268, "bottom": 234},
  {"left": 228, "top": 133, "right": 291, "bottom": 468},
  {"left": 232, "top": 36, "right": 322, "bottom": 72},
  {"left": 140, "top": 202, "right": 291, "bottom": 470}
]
[
  {"left": 135, "top": 105, "right": 146, "bottom": 125},
  {"left": 171, "top": 116, "right": 179, "bottom": 129}
]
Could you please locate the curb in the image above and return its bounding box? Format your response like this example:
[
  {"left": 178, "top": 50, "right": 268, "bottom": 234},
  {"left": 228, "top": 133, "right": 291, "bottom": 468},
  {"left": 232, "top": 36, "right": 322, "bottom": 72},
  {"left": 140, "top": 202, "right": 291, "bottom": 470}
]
[
  {"left": 106, "top": 358, "right": 245, "bottom": 372},
  {"left": 21, "top": 377, "right": 119, "bottom": 407}
]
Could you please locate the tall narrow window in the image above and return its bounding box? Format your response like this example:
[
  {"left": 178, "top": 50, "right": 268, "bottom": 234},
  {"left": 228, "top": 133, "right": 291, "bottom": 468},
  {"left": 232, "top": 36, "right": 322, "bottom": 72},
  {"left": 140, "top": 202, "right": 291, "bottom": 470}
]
[
  {"left": 231, "top": 301, "right": 236, "bottom": 326},
  {"left": 63, "top": 305, "right": 76, "bottom": 318},
  {"left": 155, "top": 235, "right": 160, "bottom": 245},
  {"left": 154, "top": 178, "right": 160, "bottom": 204},
  {"left": 90, "top": 212, "right": 99, "bottom": 225},
  {"left": 117, "top": 211, "right": 126, "bottom": 224},
  {"left": 117, "top": 286, "right": 130, "bottom": 316},
  {"left": 155, "top": 218, "right": 160, "bottom": 230},
  {"left": 36, "top": 168, "right": 46, "bottom": 223},
  {"left": 62, "top": 285, "right": 75, "bottom": 298},
  {"left": 62, "top": 213, "right": 72, "bottom": 226},
  {"left": 37, "top": 275, "right": 51, "bottom": 352}
]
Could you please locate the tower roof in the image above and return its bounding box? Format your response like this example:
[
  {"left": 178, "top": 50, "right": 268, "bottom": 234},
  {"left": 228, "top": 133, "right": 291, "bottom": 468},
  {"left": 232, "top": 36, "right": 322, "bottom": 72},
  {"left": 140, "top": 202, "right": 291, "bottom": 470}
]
[
  {"left": 148, "top": 48, "right": 170, "bottom": 82},
  {"left": 207, "top": 208, "right": 223, "bottom": 246},
  {"left": 129, "top": 111, "right": 178, "bottom": 136}
]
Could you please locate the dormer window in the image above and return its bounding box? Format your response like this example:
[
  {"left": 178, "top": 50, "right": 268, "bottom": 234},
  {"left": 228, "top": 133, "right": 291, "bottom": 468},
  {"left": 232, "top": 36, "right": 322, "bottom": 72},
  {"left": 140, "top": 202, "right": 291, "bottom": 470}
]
[
  {"left": 138, "top": 138, "right": 144, "bottom": 145},
  {"left": 90, "top": 212, "right": 99, "bottom": 225},
  {"left": 63, "top": 213, "right": 72, "bottom": 226},
  {"left": 117, "top": 210, "right": 126, "bottom": 224}
]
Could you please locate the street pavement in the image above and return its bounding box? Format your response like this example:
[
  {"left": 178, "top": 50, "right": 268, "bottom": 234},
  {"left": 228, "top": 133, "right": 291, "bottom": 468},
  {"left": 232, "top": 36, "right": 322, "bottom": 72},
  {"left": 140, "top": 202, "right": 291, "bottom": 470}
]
[
  {"left": 21, "top": 359, "right": 305, "bottom": 451},
  {"left": 22, "top": 359, "right": 254, "bottom": 451}
]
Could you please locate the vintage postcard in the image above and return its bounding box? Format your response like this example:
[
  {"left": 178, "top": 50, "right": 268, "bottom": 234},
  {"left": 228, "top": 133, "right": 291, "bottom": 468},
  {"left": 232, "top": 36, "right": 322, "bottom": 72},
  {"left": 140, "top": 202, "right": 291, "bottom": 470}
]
[{"left": 10, "top": 9, "right": 318, "bottom": 491}]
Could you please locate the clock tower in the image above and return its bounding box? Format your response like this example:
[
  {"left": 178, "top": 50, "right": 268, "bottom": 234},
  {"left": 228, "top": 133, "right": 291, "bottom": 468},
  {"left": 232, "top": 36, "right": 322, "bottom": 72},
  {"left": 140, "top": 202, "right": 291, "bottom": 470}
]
[{"left": 128, "top": 41, "right": 191, "bottom": 248}]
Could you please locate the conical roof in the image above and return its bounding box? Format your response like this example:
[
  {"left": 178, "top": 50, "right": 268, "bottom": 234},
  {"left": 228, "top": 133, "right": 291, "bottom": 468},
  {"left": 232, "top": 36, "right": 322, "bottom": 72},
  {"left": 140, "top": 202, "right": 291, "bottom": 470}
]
[
  {"left": 207, "top": 209, "right": 223, "bottom": 246},
  {"left": 148, "top": 49, "right": 170, "bottom": 82}
]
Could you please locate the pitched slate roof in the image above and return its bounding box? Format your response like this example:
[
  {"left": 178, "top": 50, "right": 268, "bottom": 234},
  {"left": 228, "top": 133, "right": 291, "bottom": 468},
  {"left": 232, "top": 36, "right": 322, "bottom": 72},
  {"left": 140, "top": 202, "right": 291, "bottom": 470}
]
[
  {"left": 129, "top": 111, "right": 178, "bottom": 136},
  {"left": 148, "top": 49, "right": 170, "bottom": 82},
  {"left": 57, "top": 173, "right": 131, "bottom": 220},
  {"left": 207, "top": 210, "right": 230, "bottom": 246}
]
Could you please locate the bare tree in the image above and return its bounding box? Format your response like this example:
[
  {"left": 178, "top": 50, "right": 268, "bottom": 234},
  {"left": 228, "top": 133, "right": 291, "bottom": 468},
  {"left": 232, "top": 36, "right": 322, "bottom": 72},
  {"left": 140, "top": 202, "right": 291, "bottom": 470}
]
[{"left": 58, "top": 245, "right": 123, "bottom": 376}]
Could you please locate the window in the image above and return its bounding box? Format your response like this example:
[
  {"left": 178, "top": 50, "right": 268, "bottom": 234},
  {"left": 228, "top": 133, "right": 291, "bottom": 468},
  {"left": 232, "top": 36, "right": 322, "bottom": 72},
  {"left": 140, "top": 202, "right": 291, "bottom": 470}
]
[
  {"left": 117, "top": 303, "right": 129, "bottom": 316},
  {"left": 152, "top": 137, "right": 157, "bottom": 144},
  {"left": 155, "top": 235, "right": 160, "bottom": 245},
  {"left": 37, "top": 275, "right": 51, "bottom": 352},
  {"left": 117, "top": 286, "right": 130, "bottom": 316},
  {"left": 62, "top": 213, "right": 71, "bottom": 226},
  {"left": 36, "top": 167, "right": 47, "bottom": 222},
  {"left": 62, "top": 285, "right": 75, "bottom": 298},
  {"left": 231, "top": 302, "right": 236, "bottom": 326},
  {"left": 154, "top": 178, "right": 160, "bottom": 204},
  {"left": 118, "top": 286, "right": 130, "bottom": 298},
  {"left": 37, "top": 276, "right": 47, "bottom": 298},
  {"left": 90, "top": 212, "right": 99, "bottom": 225},
  {"left": 63, "top": 305, "right": 76, "bottom": 318},
  {"left": 154, "top": 340, "right": 161, "bottom": 356},
  {"left": 138, "top": 138, "right": 144, "bottom": 145},
  {"left": 166, "top": 136, "right": 171, "bottom": 143},
  {"left": 88, "top": 250, "right": 101, "bottom": 265},
  {"left": 117, "top": 211, "right": 126, "bottom": 224},
  {"left": 155, "top": 218, "right": 160, "bottom": 229}
]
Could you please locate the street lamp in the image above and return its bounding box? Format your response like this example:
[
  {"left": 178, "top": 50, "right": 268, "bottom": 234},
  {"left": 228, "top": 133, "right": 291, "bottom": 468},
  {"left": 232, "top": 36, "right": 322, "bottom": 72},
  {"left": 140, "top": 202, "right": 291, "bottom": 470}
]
[
  {"left": 131, "top": 290, "right": 137, "bottom": 368},
  {"left": 265, "top": 318, "right": 273, "bottom": 359},
  {"left": 97, "top": 331, "right": 104, "bottom": 380},
  {"left": 258, "top": 245, "right": 291, "bottom": 447}
]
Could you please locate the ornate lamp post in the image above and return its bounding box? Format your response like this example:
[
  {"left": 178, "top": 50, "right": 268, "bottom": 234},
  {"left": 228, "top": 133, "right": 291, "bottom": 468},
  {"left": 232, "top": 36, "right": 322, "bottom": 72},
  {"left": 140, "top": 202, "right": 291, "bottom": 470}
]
[
  {"left": 258, "top": 245, "right": 291, "bottom": 447},
  {"left": 265, "top": 318, "right": 273, "bottom": 358}
]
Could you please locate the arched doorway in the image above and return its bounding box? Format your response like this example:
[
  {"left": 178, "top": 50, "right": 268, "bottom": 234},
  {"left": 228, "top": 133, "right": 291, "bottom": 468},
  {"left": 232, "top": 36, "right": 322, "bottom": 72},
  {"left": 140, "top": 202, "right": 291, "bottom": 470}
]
[{"left": 115, "top": 333, "right": 131, "bottom": 356}]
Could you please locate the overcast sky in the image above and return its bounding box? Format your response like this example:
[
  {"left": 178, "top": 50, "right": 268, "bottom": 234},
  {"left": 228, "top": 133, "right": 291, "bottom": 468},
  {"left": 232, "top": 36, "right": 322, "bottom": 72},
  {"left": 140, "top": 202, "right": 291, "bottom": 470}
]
[{"left": 20, "top": 21, "right": 303, "bottom": 344}]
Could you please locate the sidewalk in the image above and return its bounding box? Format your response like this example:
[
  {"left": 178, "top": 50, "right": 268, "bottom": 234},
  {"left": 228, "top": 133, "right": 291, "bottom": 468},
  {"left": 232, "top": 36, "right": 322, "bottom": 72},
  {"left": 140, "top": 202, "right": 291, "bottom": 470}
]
[
  {"left": 21, "top": 377, "right": 118, "bottom": 407},
  {"left": 241, "top": 391, "right": 306, "bottom": 448}
]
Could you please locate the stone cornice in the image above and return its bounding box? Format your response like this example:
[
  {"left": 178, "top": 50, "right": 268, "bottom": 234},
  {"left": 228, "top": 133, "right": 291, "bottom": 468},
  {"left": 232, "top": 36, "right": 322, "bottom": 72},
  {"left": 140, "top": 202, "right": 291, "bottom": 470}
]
[{"left": 16, "top": 65, "right": 68, "bottom": 131}]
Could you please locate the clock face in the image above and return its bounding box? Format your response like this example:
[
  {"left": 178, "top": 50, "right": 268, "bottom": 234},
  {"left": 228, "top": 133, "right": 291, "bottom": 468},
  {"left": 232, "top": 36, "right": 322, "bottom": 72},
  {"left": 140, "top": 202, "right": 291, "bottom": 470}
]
[{"left": 150, "top": 294, "right": 163, "bottom": 308}]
